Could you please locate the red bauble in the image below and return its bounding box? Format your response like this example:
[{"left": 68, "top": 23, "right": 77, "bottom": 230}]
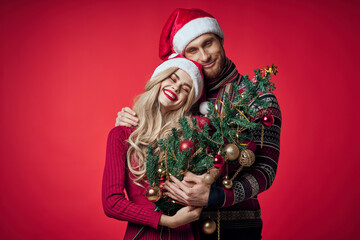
[
  {"left": 213, "top": 155, "right": 225, "bottom": 168},
  {"left": 193, "top": 116, "right": 211, "bottom": 132},
  {"left": 179, "top": 140, "right": 195, "bottom": 154},
  {"left": 261, "top": 114, "right": 274, "bottom": 127},
  {"left": 244, "top": 140, "right": 257, "bottom": 152}
]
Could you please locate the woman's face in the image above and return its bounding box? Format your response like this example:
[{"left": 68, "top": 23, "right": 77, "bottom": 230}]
[{"left": 158, "top": 69, "right": 193, "bottom": 114}]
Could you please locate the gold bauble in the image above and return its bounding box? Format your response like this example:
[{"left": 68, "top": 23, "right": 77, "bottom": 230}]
[
  {"left": 222, "top": 177, "right": 233, "bottom": 189},
  {"left": 145, "top": 186, "right": 161, "bottom": 202},
  {"left": 203, "top": 173, "right": 215, "bottom": 185},
  {"left": 238, "top": 149, "right": 255, "bottom": 167},
  {"left": 223, "top": 144, "right": 240, "bottom": 161},
  {"left": 210, "top": 168, "right": 221, "bottom": 180},
  {"left": 201, "top": 218, "right": 217, "bottom": 234}
]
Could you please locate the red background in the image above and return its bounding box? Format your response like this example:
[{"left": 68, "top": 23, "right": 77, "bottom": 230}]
[{"left": 1, "top": 0, "right": 359, "bottom": 239}]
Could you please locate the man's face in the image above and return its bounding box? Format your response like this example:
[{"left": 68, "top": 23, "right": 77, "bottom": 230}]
[{"left": 184, "top": 33, "right": 226, "bottom": 81}]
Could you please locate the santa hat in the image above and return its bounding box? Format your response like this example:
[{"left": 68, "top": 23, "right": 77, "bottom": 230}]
[
  {"left": 159, "top": 8, "right": 224, "bottom": 60},
  {"left": 151, "top": 54, "right": 204, "bottom": 104}
]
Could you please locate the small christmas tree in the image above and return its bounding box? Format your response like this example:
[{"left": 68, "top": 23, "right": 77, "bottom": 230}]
[{"left": 145, "top": 65, "right": 278, "bottom": 212}]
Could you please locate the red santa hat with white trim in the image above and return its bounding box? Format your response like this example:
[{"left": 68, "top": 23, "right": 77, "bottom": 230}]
[
  {"left": 159, "top": 8, "right": 224, "bottom": 60},
  {"left": 151, "top": 54, "right": 204, "bottom": 104}
]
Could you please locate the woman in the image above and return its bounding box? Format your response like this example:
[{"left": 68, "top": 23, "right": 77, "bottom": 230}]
[{"left": 102, "top": 55, "right": 204, "bottom": 240}]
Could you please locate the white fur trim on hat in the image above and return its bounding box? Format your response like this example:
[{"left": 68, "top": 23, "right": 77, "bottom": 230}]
[
  {"left": 172, "top": 17, "right": 224, "bottom": 54},
  {"left": 151, "top": 58, "right": 204, "bottom": 104},
  {"left": 168, "top": 53, "right": 179, "bottom": 59}
]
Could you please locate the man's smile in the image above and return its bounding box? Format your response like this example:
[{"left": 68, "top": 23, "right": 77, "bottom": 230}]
[{"left": 203, "top": 60, "right": 216, "bottom": 69}]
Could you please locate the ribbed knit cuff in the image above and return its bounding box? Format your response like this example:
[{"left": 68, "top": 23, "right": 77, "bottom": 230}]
[
  {"left": 205, "top": 185, "right": 225, "bottom": 209},
  {"left": 221, "top": 187, "right": 235, "bottom": 208}
]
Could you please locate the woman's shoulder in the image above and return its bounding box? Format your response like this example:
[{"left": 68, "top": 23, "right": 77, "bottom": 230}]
[{"left": 107, "top": 126, "right": 136, "bottom": 141}]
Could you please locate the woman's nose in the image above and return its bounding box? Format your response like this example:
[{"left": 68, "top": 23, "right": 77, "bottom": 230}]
[{"left": 171, "top": 83, "right": 180, "bottom": 92}]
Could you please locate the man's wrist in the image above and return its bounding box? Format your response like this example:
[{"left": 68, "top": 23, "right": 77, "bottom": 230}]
[{"left": 205, "top": 185, "right": 225, "bottom": 209}]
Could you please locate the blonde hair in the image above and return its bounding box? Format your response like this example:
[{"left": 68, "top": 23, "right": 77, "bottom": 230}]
[{"left": 127, "top": 67, "right": 195, "bottom": 186}]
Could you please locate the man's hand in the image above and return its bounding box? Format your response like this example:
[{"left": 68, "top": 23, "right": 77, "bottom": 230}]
[
  {"left": 115, "top": 107, "right": 139, "bottom": 127},
  {"left": 162, "top": 171, "right": 211, "bottom": 207}
]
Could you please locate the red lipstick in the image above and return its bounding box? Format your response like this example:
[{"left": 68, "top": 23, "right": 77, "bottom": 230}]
[{"left": 163, "top": 89, "right": 178, "bottom": 101}]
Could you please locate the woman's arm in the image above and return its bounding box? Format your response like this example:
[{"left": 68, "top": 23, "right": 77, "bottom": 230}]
[
  {"left": 102, "top": 127, "right": 202, "bottom": 229},
  {"left": 159, "top": 206, "right": 202, "bottom": 229},
  {"left": 102, "top": 126, "right": 162, "bottom": 229}
]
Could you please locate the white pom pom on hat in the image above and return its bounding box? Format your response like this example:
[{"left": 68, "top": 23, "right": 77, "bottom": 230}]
[
  {"left": 159, "top": 8, "right": 224, "bottom": 60},
  {"left": 151, "top": 54, "right": 204, "bottom": 104}
]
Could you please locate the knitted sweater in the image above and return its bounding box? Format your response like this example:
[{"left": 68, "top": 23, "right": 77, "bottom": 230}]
[{"left": 203, "top": 64, "right": 282, "bottom": 229}]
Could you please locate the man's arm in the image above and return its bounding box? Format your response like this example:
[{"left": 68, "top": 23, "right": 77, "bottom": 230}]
[
  {"left": 206, "top": 92, "right": 282, "bottom": 208},
  {"left": 223, "top": 92, "right": 281, "bottom": 206},
  {"left": 115, "top": 107, "right": 139, "bottom": 127}
]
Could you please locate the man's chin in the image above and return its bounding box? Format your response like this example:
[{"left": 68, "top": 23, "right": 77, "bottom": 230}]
[
  {"left": 204, "top": 69, "right": 220, "bottom": 81},
  {"left": 203, "top": 61, "right": 224, "bottom": 80}
]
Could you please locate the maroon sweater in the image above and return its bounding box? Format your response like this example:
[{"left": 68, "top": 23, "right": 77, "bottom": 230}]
[{"left": 102, "top": 126, "right": 194, "bottom": 240}]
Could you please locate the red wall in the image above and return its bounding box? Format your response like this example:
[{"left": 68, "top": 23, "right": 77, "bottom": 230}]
[{"left": 1, "top": 0, "right": 359, "bottom": 239}]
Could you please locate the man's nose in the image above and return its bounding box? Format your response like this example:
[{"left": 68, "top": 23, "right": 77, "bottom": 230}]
[{"left": 199, "top": 49, "right": 210, "bottom": 62}]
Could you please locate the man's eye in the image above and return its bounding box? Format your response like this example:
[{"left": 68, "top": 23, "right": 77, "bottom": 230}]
[{"left": 188, "top": 48, "right": 196, "bottom": 53}]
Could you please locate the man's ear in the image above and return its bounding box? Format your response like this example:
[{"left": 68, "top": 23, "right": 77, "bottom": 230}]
[
  {"left": 220, "top": 38, "right": 224, "bottom": 46},
  {"left": 216, "top": 35, "right": 224, "bottom": 46}
]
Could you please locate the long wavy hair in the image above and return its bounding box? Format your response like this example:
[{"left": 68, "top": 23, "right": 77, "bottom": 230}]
[{"left": 127, "top": 67, "right": 196, "bottom": 186}]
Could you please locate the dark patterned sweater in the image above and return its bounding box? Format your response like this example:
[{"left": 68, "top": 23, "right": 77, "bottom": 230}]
[{"left": 202, "top": 64, "right": 282, "bottom": 230}]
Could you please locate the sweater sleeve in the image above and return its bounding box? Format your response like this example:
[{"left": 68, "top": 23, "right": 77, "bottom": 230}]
[
  {"left": 220, "top": 92, "right": 282, "bottom": 207},
  {"left": 102, "top": 126, "right": 162, "bottom": 229}
]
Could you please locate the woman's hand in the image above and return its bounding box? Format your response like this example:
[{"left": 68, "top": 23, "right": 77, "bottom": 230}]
[
  {"left": 159, "top": 206, "right": 202, "bottom": 229},
  {"left": 115, "top": 107, "right": 139, "bottom": 127}
]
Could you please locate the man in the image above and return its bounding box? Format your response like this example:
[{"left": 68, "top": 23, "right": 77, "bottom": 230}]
[{"left": 116, "top": 8, "right": 281, "bottom": 240}]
